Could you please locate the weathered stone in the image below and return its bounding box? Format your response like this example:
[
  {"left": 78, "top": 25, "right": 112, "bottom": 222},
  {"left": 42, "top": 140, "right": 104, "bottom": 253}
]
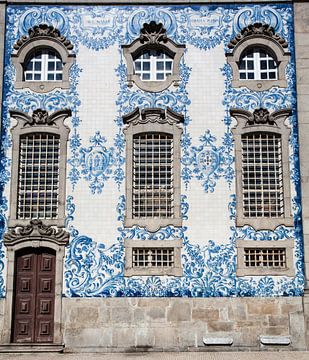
[
  {"left": 289, "top": 311, "right": 306, "bottom": 350},
  {"left": 112, "top": 327, "right": 135, "bottom": 347},
  {"left": 135, "top": 327, "right": 155, "bottom": 347},
  {"left": 227, "top": 304, "right": 247, "bottom": 321},
  {"left": 153, "top": 327, "right": 179, "bottom": 348},
  {"left": 138, "top": 298, "right": 169, "bottom": 308},
  {"left": 207, "top": 321, "right": 234, "bottom": 332},
  {"left": 247, "top": 301, "right": 280, "bottom": 316},
  {"left": 68, "top": 307, "right": 100, "bottom": 328},
  {"left": 192, "top": 308, "right": 219, "bottom": 321},
  {"left": 268, "top": 315, "right": 289, "bottom": 327},
  {"left": 167, "top": 302, "right": 191, "bottom": 322},
  {"left": 263, "top": 326, "right": 289, "bottom": 336},
  {"left": 146, "top": 307, "right": 165, "bottom": 321},
  {"left": 110, "top": 307, "right": 133, "bottom": 323}
]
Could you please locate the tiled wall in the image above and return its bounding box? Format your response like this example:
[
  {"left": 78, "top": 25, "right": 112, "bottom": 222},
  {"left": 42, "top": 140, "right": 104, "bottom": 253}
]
[{"left": 0, "top": 3, "right": 304, "bottom": 298}]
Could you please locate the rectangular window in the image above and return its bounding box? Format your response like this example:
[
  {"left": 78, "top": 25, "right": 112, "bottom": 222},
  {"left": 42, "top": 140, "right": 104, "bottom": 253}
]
[
  {"left": 17, "top": 133, "right": 60, "bottom": 220},
  {"left": 132, "top": 247, "right": 175, "bottom": 268},
  {"left": 132, "top": 132, "right": 174, "bottom": 219},
  {"left": 242, "top": 132, "right": 284, "bottom": 218},
  {"left": 244, "top": 247, "right": 286, "bottom": 268}
]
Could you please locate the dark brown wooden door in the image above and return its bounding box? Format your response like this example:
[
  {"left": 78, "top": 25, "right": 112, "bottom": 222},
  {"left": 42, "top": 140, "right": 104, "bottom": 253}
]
[{"left": 13, "top": 248, "right": 55, "bottom": 343}]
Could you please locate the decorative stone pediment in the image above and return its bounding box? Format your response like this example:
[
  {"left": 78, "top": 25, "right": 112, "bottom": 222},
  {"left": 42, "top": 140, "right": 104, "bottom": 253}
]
[
  {"left": 10, "top": 108, "right": 72, "bottom": 129},
  {"left": 13, "top": 24, "right": 74, "bottom": 51},
  {"left": 230, "top": 107, "right": 292, "bottom": 129},
  {"left": 123, "top": 107, "right": 184, "bottom": 127},
  {"left": 228, "top": 23, "right": 288, "bottom": 50},
  {"left": 4, "top": 220, "right": 69, "bottom": 246},
  {"left": 139, "top": 21, "right": 168, "bottom": 45}
]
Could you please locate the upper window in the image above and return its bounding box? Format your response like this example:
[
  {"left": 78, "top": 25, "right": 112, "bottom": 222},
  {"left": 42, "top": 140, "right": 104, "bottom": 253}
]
[
  {"left": 239, "top": 48, "right": 278, "bottom": 81},
  {"left": 9, "top": 108, "right": 71, "bottom": 228},
  {"left": 12, "top": 24, "right": 75, "bottom": 93},
  {"left": 226, "top": 23, "right": 290, "bottom": 91},
  {"left": 24, "top": 49, "right": 63, "bottom": 82},
  {"left": 122, "top": 21, "right": 185, "bottom": 92},
  {"left": 231, "top": 108, "right": 293, "bottom": 230},
  {"left": 123, "top": 108, "right": 184, "bottom": 232},
  {"left": 134, "top": 50, "right": 173, "bottom": 81}
]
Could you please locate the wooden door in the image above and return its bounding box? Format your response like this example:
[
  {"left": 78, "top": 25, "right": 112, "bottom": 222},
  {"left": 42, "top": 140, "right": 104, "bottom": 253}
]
[{"left": 12, "top": 248, "right": 56, "bottom": 343}]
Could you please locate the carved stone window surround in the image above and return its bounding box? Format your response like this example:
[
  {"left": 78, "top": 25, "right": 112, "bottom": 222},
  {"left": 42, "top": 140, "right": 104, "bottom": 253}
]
[
  {"left": 124, "top": 238, "right": 183, "bottom": 276},
  {"left": 9, "top": 109, "right": 71, "bottom": 228},
  {"left": 123, "top": 107, "right": 183, "bottom": 232},
  {"left": 231, "top": 108, "right": 293, "bottom": 230},
  {"left": 12, "top": 24, "right": 75, "bottom": 93},
  {"left": 236, "top": 239, "right": 295, "bottom": 277},
  {"left": 122, "top": 21, "right": 185, "bottom": 93},
  {"left": 226, "top": 23, "right": 290, "bottom": 91}
]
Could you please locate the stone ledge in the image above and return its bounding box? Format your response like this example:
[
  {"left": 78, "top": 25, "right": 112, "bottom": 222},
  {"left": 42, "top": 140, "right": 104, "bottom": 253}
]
[
  {"left": 259, "top": 336, "right": 291, "bottom": 345},
  {"left": 203, "top": 337, "right": 233, "bottom": 346},
  {"left": 0, "top": 344, "right": 64, "bottom": 353}
]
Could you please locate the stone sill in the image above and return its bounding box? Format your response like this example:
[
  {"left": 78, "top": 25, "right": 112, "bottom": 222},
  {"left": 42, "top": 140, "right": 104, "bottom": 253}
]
[{"left": 0, "top": 343, "right": 64, "bottom": 353}]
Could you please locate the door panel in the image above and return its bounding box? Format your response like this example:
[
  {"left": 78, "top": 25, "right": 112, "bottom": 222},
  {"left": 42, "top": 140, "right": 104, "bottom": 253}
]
[{"left": 13, "top": 249, "right": 55, "bottom": 343}]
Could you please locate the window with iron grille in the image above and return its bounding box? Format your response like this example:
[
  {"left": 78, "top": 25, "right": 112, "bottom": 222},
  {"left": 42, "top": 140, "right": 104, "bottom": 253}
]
[
  {"left": 132, "top": 132, "right": 174, "bottom": 219},
  {"left": 17, "top": 133, "right": 60, "bottom": 220},
  {"left": 239, "top": 48, "right": 278, "bottom": 81},
  {"left": 242, "top": 132, "right": 284, "bottom": 218},
  {"left": 132, "top": 247, "right": 174, "bottom": 268},
  {"left": 244, "top": 247, "right": 286, "bottom": 268}
]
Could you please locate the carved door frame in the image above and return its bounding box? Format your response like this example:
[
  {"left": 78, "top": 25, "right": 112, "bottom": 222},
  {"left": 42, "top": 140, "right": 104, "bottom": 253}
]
[{"left": 2, "top": 238, "right": 66, "bottom": 344}]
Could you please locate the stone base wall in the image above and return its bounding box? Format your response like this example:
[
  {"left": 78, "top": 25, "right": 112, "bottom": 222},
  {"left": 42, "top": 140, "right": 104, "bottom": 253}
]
[{"left": 62, "top": 297, "right": 306, "bottom": 352}]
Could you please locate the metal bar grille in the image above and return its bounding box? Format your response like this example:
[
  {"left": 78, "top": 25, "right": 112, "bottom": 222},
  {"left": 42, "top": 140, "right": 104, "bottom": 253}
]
[
  {"left": 132, "top": 248, "right": 174, "bottom": 268},
  {"left": 17, "top": 133, "right": 60, "bottom": 219},
  {"left": 244, "top": 248, "right": 286, "bottom": 268},
  {"left": 133, "top": 132, "right": 174, "bottom": 218},
  {"left": 242, "top": 132, "right": 284, "bottom": 218}
]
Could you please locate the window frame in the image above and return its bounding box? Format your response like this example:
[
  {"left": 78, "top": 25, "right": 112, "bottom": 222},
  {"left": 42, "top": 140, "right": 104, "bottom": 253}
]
[
  {"left": 9, "top": 109, "right": 71, "bottom": 228},
  {"left": 231, "top": 108, "right": 293, "bottom": 230},
  {"left": 236, "top": 239, "right": 295, "bottom": 277},
  {"left": 124, "top": 238, "right": 183, "bottom": 276},
  {"left": 123, "top": 107, "right": 183, "bottom": 232},
  {"left": 226, "top": 23, "right": 290, "bottom": 91},
  {"left": 12, "top": 25, "right": 75, "bottom": 93},
  {"left": 122, "top": 21, "right": 185, "bottom": 93}
]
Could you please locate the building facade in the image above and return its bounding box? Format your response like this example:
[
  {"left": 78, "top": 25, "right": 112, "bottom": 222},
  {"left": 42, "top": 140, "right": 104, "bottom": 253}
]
[{"left": 0, "top": 0, "right": 309, "bottom": 352}]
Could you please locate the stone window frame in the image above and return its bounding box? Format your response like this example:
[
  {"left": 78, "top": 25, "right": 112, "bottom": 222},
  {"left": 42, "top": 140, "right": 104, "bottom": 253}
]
[
  {"left": 231, "top": 107, "right": 293, "bottom": 230},
  {"left": 1, "top": 220, "right": 69, "bottom": 345},
  {"left": 122, "top": 21, "right": 185, "bottom": 93},
  {"left": 8, "top": 108, "right": 71, "bottom": 228},
  {"left": 12, "top": 24, "right": 75, "bottom": 93},
  {"left": 123, "top": 107, "right": 183, "bottom": 232},
  {"left": 226, "top": 23, "right": 290, "bottom": 91},
  {"left": 124, "top": 238, "right": 183, "bottom": 276},
  {"left": 236, "top": 239, "right": 295, "bottom": 277}
]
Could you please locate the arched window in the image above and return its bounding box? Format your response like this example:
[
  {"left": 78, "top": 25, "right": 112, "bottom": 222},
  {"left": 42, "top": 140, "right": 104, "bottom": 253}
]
[
  {"left": 226, "top": 23, "right": 290, "bottom": 91},
  {"left": 12, "top": 24, "right": 75, "bottom": 93},
  {"left": 122, "top": 21, "right": 185, "bottom": 92},
  {"left": 239, "top": 48, "right": 278, "bottom": 81},
  {"left": 24, "top": 49, "right": 63, "bottom": 82},
  {"left": 134, "top": 50, "right": 173, "bottom": 82}
]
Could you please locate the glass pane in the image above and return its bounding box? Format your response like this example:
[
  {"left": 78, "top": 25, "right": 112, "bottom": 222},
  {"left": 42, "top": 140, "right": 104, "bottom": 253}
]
[
  {"left": 239, "top": 60, "right": 246, "bottom": 70},
  {"left": 48, "top": 62, "right": 55, "bottom": 71},
  {"left": 157, "top": 73, "right": 164, "bottom": 80},
  {"left": 143, "top": 51, "right": 150, "bottom": 59},
  {"left": 34, "top": 62, "right": 41, "bottom": 71},
  {"left": 142, "top": 73, "right": 150, "bottom": 80},
  {"left": 25, "top": 62, "right": 33, "bottom": 71},
  {"left": 47, "top": 74, "right": 54, "bottom": 81},
  {"left": 166, "top": 62, "right": 172, "bottom": 71},
  {"left": 143, "top": 62, "right": 150, "bottom": 71},
  {"left": 135, "top": 62, "right": 141, "bottom": 71},
  {"left": 269, "top": 60, "right": 276, "bottom": 69},
  {"left": 25, "top": 73, "right": 32, "bottom": 80},
  {"left": 56, "top": 73, "right": 62, "bottom": 80},
  {"left": 157, "top": 62, "right": 164, "bottom": 70},
  {"left": 269, "top": 72, "right": 276, "bottom": 79},
  {"left": 261, "top": 72, "right": 267, "bottom": 80},
  {"left": 240, "top": 73, "right": 246, "bottom": 79},
  {"left": 34, "top": 74, "right": 41, "bottom": 80},
  {"left": 247, "top": 61, "right": 254, "bottom": 70},
  {"left": 248, "top": 72, "right": 254, "bottom": 80},
  {"left": 56, "top": 62, "right": 63, "bottom": 71},
  {"left": 260, "top": 60, "right": 267, "bottom": 70}
]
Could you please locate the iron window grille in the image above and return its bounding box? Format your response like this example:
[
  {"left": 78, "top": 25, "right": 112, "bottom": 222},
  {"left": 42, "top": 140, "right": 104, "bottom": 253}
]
[
  {"left": 244, "top": 247, "right": 286, "bottom": 268},
  {"left": 17, "top": 133, "right": 60, "bottom": 220},
  {"left": 242, "top": 132, "right": 284, "bottom": 218},
  {"left": 132, "top": 132, "right": 174, "bottom": 219},
  {"left": 132, "top": 247, "right": 175, "bottom": 268}
]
